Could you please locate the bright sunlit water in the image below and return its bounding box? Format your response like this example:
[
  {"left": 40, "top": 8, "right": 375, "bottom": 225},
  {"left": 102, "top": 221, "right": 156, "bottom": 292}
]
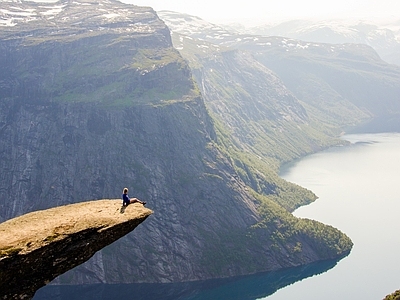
[
  {"left": 35, "top": 133, "right": 400, "bottom": 300},
  {"left": 265, "top": 132, "right": 400, "bottom": 300}
]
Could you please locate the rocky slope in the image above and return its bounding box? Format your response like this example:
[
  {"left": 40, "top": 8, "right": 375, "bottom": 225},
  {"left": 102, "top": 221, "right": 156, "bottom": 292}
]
[
  {"left": 0, "top": 200, "right": 152, "bottom": 299},
  {"left": 0, "top": 0, "right": 352, "bottom": 289}
]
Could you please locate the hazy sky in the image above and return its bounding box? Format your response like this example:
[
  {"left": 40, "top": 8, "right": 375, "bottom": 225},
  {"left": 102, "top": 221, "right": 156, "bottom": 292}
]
[{"left": 122, "top": 0, "right": 400, "bottom": 24}]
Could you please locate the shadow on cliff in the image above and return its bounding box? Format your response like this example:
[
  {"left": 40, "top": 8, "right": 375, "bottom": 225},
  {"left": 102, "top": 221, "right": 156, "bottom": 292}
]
[{"left": 34, "top": 257, "right": 342, "bottom": 300}]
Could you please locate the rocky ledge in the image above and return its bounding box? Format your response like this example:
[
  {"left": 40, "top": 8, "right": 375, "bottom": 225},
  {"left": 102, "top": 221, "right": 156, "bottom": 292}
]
[{"left": 0, "top": 200, "right": 152, "bottom": 300}]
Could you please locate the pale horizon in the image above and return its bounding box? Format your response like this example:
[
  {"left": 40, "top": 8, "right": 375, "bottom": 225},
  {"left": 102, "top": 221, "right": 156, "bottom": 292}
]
[{"left": 122, "top": 0, "right": 400, "bottom": 25}]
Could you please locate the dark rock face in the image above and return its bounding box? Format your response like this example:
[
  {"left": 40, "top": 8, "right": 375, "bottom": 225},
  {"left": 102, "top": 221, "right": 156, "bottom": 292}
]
[{"left": 0, "top": 200, "right": 152, "bottom": 299}]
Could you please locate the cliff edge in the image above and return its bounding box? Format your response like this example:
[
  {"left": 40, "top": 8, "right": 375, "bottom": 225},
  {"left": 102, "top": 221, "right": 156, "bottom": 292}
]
[{"left": 0, "top": 200, "right": 152, "bottom": 300}]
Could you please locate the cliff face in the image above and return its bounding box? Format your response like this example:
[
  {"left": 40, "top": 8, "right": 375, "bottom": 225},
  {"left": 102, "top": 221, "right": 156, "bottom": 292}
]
[
  {"left": 0, "top": 0, "right": 352, "bottom": 287},
  {"left": 0, "top": 200, "right": 152, "bottom": 299}
]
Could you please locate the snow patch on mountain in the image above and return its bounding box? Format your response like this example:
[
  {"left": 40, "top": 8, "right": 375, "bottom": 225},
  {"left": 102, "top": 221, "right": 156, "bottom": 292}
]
[
  {"left": 0, "top": 0, "right": 162, "bottom": 38},
  {"left": 0, "top": 3, "right": 67, "bottom": 26},
  {"left": 160, "top": 10, "right": 400, "bottom": 66},
  {"left": 246, "top": 18, "right": 400, "bottom": 65},
  {"left": 39, "top": 5, "right": 64, "bottom": 16},
  {"left": 158, "top": 10, "right": 239, "bottom": 41}
]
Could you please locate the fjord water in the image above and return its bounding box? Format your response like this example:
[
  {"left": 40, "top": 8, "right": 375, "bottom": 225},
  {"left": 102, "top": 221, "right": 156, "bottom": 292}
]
[
  {"left": 266, "top": 132, "right": 400, "bottom": 300},
  {"left": 35, "top": 133, "right": 400, "bottom": 300}
]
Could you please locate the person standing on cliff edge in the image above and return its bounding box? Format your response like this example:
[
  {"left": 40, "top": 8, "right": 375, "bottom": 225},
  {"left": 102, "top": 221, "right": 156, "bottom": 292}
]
[{"left": 122, "top": 188, "right": 146, "bottom": 206}]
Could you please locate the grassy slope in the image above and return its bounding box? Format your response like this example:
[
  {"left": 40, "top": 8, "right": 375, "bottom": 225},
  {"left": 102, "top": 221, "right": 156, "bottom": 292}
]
[{"left": 4, "top": 33, "right": 199, "bottom": 107}]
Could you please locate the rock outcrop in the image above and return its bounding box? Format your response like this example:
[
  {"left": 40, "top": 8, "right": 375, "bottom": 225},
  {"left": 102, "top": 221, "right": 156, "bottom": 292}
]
[{"left": 0, "top": 200, "right": 152, "bottom": 299}]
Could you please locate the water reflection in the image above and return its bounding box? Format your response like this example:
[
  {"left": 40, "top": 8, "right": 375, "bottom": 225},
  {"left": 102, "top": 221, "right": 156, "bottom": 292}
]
[{"left": 34, "top": 258, "right": 344, "bottom": 300}]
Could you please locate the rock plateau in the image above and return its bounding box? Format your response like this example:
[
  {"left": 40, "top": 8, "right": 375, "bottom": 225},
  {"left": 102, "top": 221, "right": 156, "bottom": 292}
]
[{"left": 0, "top": 200, "right": 152, "bottom": 299}]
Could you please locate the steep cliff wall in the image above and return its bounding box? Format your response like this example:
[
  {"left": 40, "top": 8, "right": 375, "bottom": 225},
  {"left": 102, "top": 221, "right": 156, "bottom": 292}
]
[
  {"left": 0, "top": 200, "right": 152, "bottom": 299},
  {"left": 0, "top": 0, "right": 352, "bottom": 286}
]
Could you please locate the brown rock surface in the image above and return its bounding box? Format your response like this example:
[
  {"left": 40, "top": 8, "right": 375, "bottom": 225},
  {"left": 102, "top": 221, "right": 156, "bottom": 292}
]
[{"left": 0, "top": 200, "right": 152, "bottom": 300}]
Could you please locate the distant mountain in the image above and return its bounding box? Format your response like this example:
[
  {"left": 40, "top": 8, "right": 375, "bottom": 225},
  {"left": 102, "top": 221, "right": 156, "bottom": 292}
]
[
  {"left": 247, "top": 19, "right": 400, "bottom": 66},
  {"left": 159, "top": 11, "right": 400, "bottom": 133}
]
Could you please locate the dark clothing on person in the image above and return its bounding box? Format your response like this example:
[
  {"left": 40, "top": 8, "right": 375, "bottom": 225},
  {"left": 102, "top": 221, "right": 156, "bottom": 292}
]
[{"left": 122, "top": 194, "right": 130, "bottom": 206}]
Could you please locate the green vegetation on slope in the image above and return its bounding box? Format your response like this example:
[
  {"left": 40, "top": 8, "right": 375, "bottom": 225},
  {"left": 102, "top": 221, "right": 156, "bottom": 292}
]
[
  {"left": 253, "top": 191, "right": 352, "bottom": 257},
  {"left": 7, "top": 34, "right": 198, "bottom": 107},
  {"left": 199, "top": 188, "right": 353, "bottom": 276},
  {"left": 384, "top": 290, "right": 400, "bottom": 300},
  {"left": 213, "top": 115, "right": 318, "bottom": 211}
]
